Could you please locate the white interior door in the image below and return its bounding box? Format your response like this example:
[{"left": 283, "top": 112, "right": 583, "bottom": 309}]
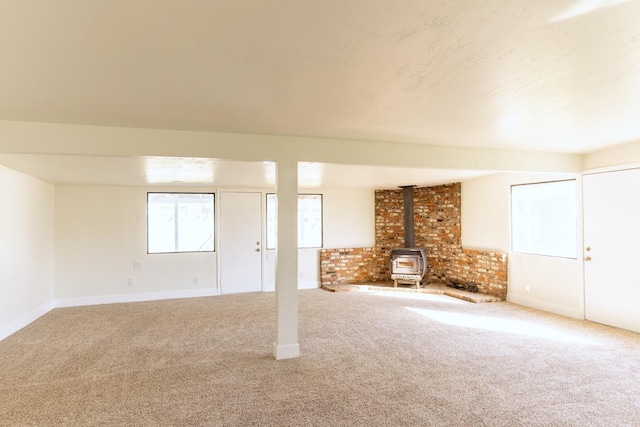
[
  {"left": 219, "top": 192, "right": 262, "bottom": 294},
  {"left": 583, "top": 169, "right": 640, "bottom": 333}
]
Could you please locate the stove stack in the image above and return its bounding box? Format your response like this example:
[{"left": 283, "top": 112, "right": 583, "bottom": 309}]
[{"left": 390, "top": 186, "right": 428, "bottom": 288}]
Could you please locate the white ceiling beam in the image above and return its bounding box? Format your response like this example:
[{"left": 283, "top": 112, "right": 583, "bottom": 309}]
[{"left": 0, "top": 121, "right": 582, "bottom": 174}]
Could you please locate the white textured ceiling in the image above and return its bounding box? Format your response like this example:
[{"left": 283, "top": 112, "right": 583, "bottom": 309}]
[{"left": 1, "top": 0, "right": 639, "bottom": 154}]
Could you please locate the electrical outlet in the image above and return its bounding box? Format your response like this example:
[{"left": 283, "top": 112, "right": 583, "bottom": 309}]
[
  {"left": 525, "top": 284, "right": 531, "bottom": 293},
  {"left": 193, "top": 277, "right": 199, "bottom": 285},
  {"left": 133, "top": 261, "right": 143, "bottom": 269},
  {"left": 128, "top": 278, "right": 135, "bottom": 287}
]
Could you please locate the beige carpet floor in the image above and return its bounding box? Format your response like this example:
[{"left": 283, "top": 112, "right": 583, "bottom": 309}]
[{"left": 1, "top": 289, "right": 640, "bottom": 426}]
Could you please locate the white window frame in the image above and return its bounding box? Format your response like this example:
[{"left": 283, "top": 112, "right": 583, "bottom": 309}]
[
  {"left": 147, "top": 192, "right": 215, "bottom": 254},
  {"left": 510, "top": 180, "right": 577, "bottom": 259}
]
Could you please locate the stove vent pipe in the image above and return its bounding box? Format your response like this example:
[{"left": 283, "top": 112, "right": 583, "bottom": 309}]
[{"left": 400, "top": 185, "right": 416, "bottom": 248}]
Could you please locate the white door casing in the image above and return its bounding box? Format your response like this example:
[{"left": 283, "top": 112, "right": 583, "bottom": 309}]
[
  {"left": 583, "top": 169, "right": 640, "bottom": 333},
  {"left": 219, "top": 192, "right": 262, "bottom": 294}
]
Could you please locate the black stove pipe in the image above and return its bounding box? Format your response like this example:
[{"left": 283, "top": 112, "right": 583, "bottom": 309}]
[{"left": 400, "top": 185, "right": 416, "bottom": 248}]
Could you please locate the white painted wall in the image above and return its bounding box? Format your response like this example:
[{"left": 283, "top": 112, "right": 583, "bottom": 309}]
[
  {"left": 54, "top": 186, "right": 218, "bottom": 306},
  {"left": 583, "top": 139, "right": 640, "bottom": 171},
  {"left": 55, "top": 186, "right": 375, "bottom": 300},
  {"left": 264, "top": 188, "right": 375, "bottom": 291},
  {"left": 0, "top": 165, "right": 54, "bottom": 340},
  {"left": 322, "top": 189, "right": 375, "bottom": 249},
  {"left": 460, "top": 173, "right": 512, "bottom": 252},
  {"left": 461, "top": 172, "right": 584, "bottom": 318}
]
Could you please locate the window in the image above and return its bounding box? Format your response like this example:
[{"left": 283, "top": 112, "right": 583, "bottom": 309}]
[
  {"left": 511, "top": 180, "right": 577, "bottom": 258},
  {"left": 147, "top": 193, "right": 214, "bottom": 254},
  {"left": 266, "top": 194, "right": 322, "bottom": 249}
]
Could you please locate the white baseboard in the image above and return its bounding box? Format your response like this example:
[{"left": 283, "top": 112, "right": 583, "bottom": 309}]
[
  {"left": 1, "top": 289, "right": 222, "bottom": 341},
  {"left": 55, "top": 288, "right": 219, "bottom": 308},
  {"left": 0, "top": 302, "right": 55, "bottom": 341},
  {"left": 507, "top": 293, "right": 584, "bottom": 319},
  {"left": 3, "top": 285, "right": 313, "bottom": 341}
]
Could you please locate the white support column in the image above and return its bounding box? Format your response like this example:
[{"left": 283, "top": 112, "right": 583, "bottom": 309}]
[{"left": 273, "top": 158, "right": 300, "bottom": 360}]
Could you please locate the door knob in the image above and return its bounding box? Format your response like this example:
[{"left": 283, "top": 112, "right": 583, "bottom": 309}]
[
  {"left": 256, "top": 248, "right": 261, "bottom": 252},
  {"left": 585, "top": 246, "right": 591, "bottom": 252},
  {"left": 585, "top": 256, "right": 592, "bottom": 262}
]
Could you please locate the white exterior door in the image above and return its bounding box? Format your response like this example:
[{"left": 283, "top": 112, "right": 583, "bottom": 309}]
[
  {"left": 583, "top": 169, "right": 640, "bottom": 333},
  {"left": 219, "top": 192, "right": 262, "bottom": 294}
]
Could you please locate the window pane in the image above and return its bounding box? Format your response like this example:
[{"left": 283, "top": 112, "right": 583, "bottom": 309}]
[
  {"left": 148, "top": 201, "right": 177, "bottom": 253},
  {"left": 511, "top": 180, "right": 577, "bottom": 258},
  {"left": 148, "top": 193, "right": 214, "bottom": 254},
  {"left": 298, "top": 194, "right": 322, "bottom": 248},
  {"left": 266, "top": 193, "right": 323, "bottom": 249},
  {"left": 266, "top": 194, "right": 277, "bottom": 250}
]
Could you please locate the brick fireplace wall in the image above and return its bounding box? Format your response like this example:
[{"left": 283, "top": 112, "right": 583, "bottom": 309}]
[
  {"left": 319, "top": 247, "right": 386, "bottom": 287},
  {"left": 449, "top": 249, "right": 508, "bottom": 297},
  {"left": 320, "top": 183, "right": 508, "bottom": 299}
]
